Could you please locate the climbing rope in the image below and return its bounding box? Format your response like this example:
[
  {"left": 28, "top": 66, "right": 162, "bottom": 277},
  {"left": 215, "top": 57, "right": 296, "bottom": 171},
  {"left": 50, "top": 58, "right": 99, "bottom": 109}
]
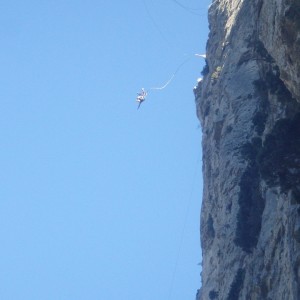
[
  {"left": 171, "top": 0, "right": 207, "bottom": 16},
  {"left": 167, "top": 149, "right": 201, "bottom": 300},
  {"left": 136, "top": 1, "right": 208, "bottom": 108},
  {"left": 142, "top": 0, "right": 172, "bottom": 46},
  {"left": 149, "top": 55, "right": 193, "bottom": 91}
]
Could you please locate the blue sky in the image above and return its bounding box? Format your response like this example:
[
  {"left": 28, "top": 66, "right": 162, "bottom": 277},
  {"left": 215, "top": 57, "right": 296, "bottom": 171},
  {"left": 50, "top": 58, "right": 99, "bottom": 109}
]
[{"left": 0, "top": 1, "right": 210, "bottom": 299}]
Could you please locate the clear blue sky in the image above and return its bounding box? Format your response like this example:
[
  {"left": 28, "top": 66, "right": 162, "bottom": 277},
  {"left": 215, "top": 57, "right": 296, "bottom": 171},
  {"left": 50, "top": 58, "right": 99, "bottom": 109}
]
[{"left": 0, "top": 1, "right": 210, "bottom": 299}]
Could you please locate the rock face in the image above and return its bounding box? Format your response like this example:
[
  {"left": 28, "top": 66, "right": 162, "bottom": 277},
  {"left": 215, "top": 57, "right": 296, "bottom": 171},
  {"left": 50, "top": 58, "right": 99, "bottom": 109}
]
[{"left": 194, "top": 0, "right": 300, "bottom": 299}]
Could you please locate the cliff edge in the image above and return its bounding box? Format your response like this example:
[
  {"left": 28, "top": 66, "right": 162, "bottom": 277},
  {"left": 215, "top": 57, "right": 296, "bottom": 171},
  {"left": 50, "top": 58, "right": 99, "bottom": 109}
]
[{"left": 194, "top": 0, "right": 300, "bottom": 299}]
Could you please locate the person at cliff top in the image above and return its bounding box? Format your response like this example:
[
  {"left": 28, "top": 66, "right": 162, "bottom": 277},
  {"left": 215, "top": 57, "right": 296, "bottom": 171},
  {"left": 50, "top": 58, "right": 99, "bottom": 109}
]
[{"left": 136, "top": 88, "right": 147, "bottom": 109}]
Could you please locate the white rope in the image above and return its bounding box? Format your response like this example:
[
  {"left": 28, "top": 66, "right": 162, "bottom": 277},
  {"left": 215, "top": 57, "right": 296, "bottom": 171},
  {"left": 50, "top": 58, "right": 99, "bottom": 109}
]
[
  {"left": 149, "top": 74, "right": 175, "bottom": 91},
  {"left": 148, "top": 54, "right": 206, "bottom": 91},
  {"left": 149, "top": 56, "right": 193, "bottom": 91},
  {"left": 195, "top": 54, "right": 206, "bottom": 58}
]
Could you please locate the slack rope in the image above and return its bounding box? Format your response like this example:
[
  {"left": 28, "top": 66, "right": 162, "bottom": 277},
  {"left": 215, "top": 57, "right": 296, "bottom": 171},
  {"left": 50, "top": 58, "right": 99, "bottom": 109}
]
[
  {"left": 143, "top": 0, "right": 207, "bottom": 51},
  {"left": 149, "top": 55, "right": 193, "bottom": 91},
  {"left": 143, "top": 0, "right": 171, "bottom": 46},
  {"left": 171, "top": 0, "right": 207, "bottom": 16},
  {"left": 149, "top": 74, "right": 175, "bottom": 91}
]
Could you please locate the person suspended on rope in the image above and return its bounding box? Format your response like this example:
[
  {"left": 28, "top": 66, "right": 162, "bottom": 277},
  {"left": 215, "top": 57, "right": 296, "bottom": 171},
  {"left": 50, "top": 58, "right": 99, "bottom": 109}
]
[
  {"left": 136, "top": 88, "right": 147, "bottom": 109},
  {"left": 135, "top": 54, "right": 206, "bottom": 109}
]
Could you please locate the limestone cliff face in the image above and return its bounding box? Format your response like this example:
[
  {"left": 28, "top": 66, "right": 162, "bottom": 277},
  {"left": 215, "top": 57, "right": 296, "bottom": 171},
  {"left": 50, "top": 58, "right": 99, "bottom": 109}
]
[{"left": 194, "top": 0, "right": 300, "bottom": 299}]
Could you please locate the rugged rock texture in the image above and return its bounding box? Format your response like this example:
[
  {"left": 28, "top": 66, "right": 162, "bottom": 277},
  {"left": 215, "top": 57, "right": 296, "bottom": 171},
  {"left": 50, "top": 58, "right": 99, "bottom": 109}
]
[{"left": 194, "top": 0, "right": 300, "bottom": 299}]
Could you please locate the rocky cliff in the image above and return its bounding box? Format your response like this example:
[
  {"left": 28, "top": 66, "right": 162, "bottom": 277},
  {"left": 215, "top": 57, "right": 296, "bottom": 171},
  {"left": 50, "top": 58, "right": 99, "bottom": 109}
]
[{"left": 194, "top": 0, "right": 300, "bottom": 299}]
